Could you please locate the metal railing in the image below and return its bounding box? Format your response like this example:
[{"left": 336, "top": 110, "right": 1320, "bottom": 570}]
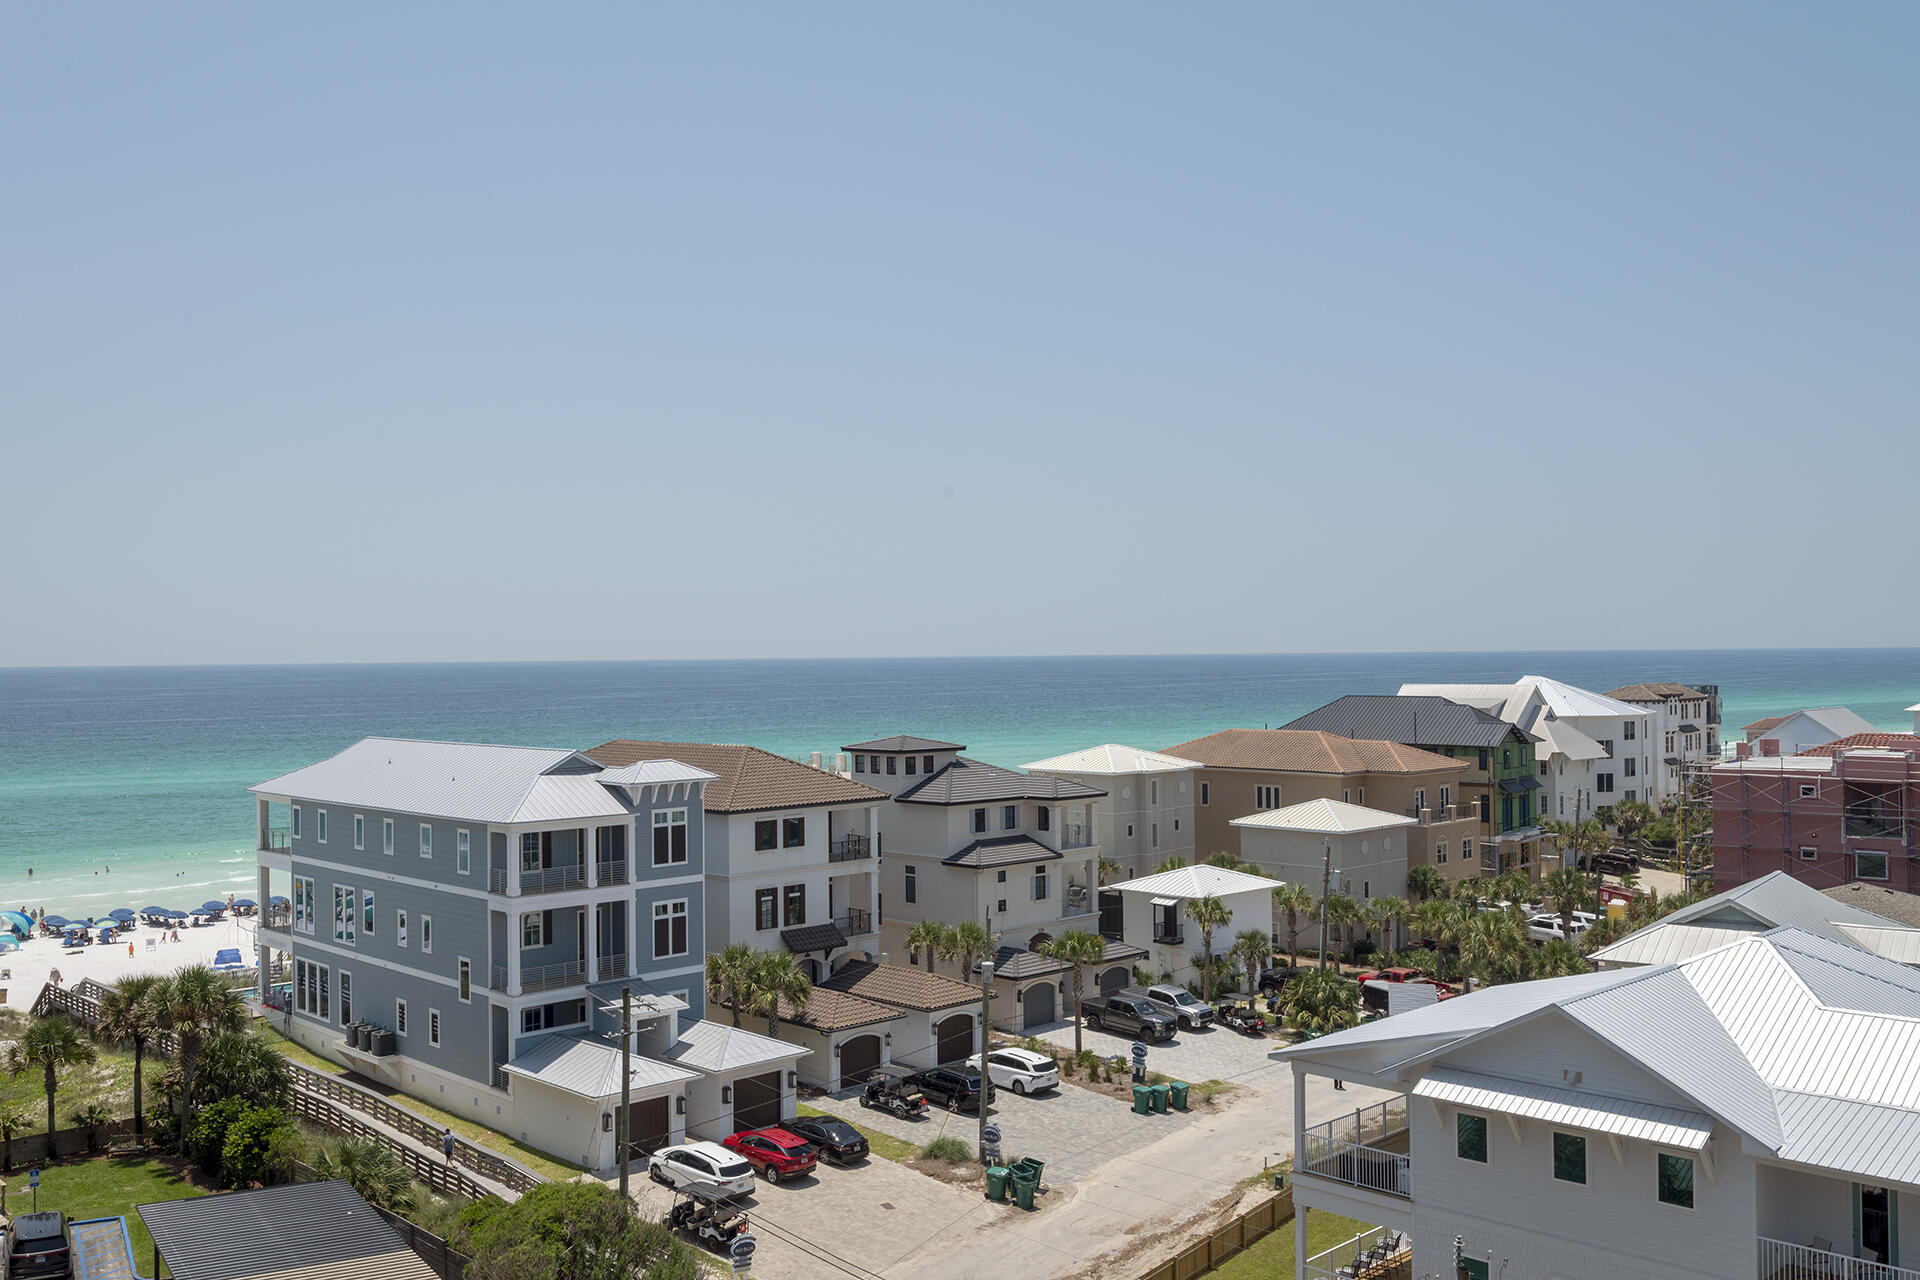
[
  {"left": 834, "top": 908, "right": 873, "bottom": 936},
  {"left": 596, "top": 858, "right": 628, "bottom": 885},
  {"left": 1759, "top": 1237, "right": 1920, "bottom": 1280},
  {"left": 1153, "top": 931, "right": 1184, "bottom": 945},
  {"left": 261, "top": 828, "right": 290, "bottom": 853},
  {"left": 520, "top": 959, "right": 587, "bottom": 993},
  {"left": 1304, "top": 1229, "right": 1410, "bottom": 1280},
  {"left": 1405, "top": 804, "right": 1469, "bottom": 824},
  {"left": 490, "top": 965, "right": 509, "bottom": 992},
  {"left": 597, "top": 952, "right": 629, "bottom": 979},
  {"left": 520, "top": 864, "right": 585, "bottom": 894},
  {"left": 829, "top": 834, "right": 872, "bottom": 862},
  {"left": 1298, "top": 1101, "right": 1410, "bottom": 1198},
  {"left": 1060, "top": 824, "right": 1093, "bottom": 850}
]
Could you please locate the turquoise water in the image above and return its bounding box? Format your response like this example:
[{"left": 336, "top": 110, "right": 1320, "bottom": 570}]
[{"left": 2, "top": 651, "right": 1916, "bottom": 920}]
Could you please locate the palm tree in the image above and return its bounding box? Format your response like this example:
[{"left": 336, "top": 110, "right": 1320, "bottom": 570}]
[
  {"left": 1271, "top": 884, "right": 1314, "bottom": 967},
  {"left": 1097, "top": 855, "right": 1121, "bottom": 884},
  {"left": 1038, "top": 930, "right": 1106, "bottom": 1057},
  {"left": 945, "top": 920, "right": 993, "bottom": 979},
  {"left": 1491, "top": 870, "right": 1533, "bottom": 910},
  {"left": 1457, "top": 911, "right": 1529, "bottom": 986},
  {"left": 1412, "top": 897, "right": 1465, "bottom": 955},
  {"left": 1230, "top": 929, "right": 1270, "bottom": 1003},
  {"left": 1542, "top": 866, "right": 1596, "bottom": 944},
  {"left": 1282, "top": 969, "right": 1359, "bottom": 1036},
  {"left": 1321, "top": 894, "right": 1365, "bottom": 966},
  {"left": 751, "top": 951, "right": 814, "bottom": 1041},
  {"left": 155, "top": 965, "right": 245, "bottom": 1129},
  {"left": 1153, "top": 855, "right": 1189, "bottom": 874},
  {"left": 705, "top": 943, "right": 760, "bottom": 1028},
  {"left": 906, "top": 920, "right": 948, "bottom": 975},
  {"left": 99, "top": 972, "right": 166, "bottom": 1136},
  {"left": 7, "top": 1016, "right": 97, "bottom": 1145},
  {"left": 311, "top": 1137, "right": 419, "bottom": 1213},
  {"left": 70, "top": 1103, "right": 112, "bottom": 1154},
  {"left": 1368, "top": 896, "right": 1411, "bottom": 955},
  {"left": 1405, "top": 866, "right": 1448, "bottom": 904},
  {"left": 0, "top": 1106, "right": 32, "bottom": 1171},
  {"left": 1185, "top": 896, "right": 1234, "bottom": 1001},
  {"left": 1533, "top": 938, "right": 1590, "bottom": 979},
  {"left": 192, "top": 1031, "right": 293, "bottom": 1107},
  {"left": 1204, "top": 851, "right": 1253, "bottom": 872}
]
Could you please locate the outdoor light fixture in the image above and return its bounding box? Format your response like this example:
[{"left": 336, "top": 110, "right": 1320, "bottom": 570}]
[
  {"left": 675, "top": 1096, "right": 686, "bottom": 1115},
  {"left": 787, "top": 1070, "right": 798, "bottom": 1088},
  {"left": 602, "top": 1112, "right": 613, "bottom": 1132},
  {"left": 883, "top": 1032, "right": 891, "bottom": 1048},
  {"left": 833, "top": 1042, "right": 842, "bottom": 1056},
  {"left": 721, "top": 1085, "right": 732, "bottom": 1104}
]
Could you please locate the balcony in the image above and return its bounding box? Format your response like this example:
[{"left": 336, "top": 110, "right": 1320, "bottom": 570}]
[
  {"left": 1304, "top": 1228, "right": 1410, "bottom": 1280},
  {"left": 596, "top": 859, "right": 628, "bottom": 886},
  {"left": 598, "top": 952, "right": 629, "bottom": 980},
  {"left": 1403, "top": 805, "right": 1470, "bottom": 825},
  {"left": 521, "top": 865, "right": 585, "bottom": 895},
  {"left": 1152, "top": 931, "right": 1184, "bottom": 945},
  {"left": 1059, "top": 824, "right": 1093, "bottom": 850},
  {"left": 521, "top": 959, "right": 587, "bottom": 993},
  {"left": 259, "top": 828, "right": 290, "bottom": 854},
  {"left": 256, "top": 919, "right": 292, "bottom": 945},
  {"left": 833, "top": 908, "right": 874, "bottom": 936},
  {"left": 1760, "top": 1237, "right": 1920, "bottom": 1280},
  {"left": 490, "top": 965, "right": 509, "bottom": 992},
  {"left": 489, "top": 868, "right": 508, "bottom": 893},
  {"left": 1298, "top": 1101, "right": 1410, "bottom": 1199},
  {"left": 829, "top": 835, "right": 872, "bottom": 863}
]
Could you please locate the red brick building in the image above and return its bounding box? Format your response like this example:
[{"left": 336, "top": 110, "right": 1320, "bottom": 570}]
[{"left": 1713, "top": 747, "right": 1920, "bottom": 893}]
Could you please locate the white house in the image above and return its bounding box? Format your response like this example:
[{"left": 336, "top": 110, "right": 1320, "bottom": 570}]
[
  {"left": 659, "top": 1018, "right": 809, "bottom": 1142},
  {"left": 1739, "top": 707, "right": 1879, "bottom": 758},
  {"left": 1022, "top": 744, "right": 1202, "bottom": 879},
  {"left": 1112, "top": 864, "right": 1284, "bottom": 987},
  {"left": 1232, "top": 798, "right": 1421, "bottom": 905},
  {"left": 1277, "top": 926, "right": 1920, "bottom": 1280},
  {"left": 815, "top": 960, "right": 986, "bottom": 1071}
]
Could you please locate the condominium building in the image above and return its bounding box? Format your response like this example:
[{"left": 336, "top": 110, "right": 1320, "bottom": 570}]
[
  {"left": 1604, "top": 683, "right": 1721, "bottom": 789},
  {"left": 1711, "top": 745, "right": 1920, "bottom": 893},
  {"left": 1021, "top": 743, "right": 1201, "bottom": 879}
]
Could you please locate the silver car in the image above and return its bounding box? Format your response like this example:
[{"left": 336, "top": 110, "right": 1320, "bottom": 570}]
[{"left": 1142, "top": 984, "right": 1216, "bottom": 1030}]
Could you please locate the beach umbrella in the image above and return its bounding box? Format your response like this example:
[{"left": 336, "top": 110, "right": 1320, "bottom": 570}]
[
  {"left": 43, "top": 915, "right": 71, "bottom": 928},
  {"left": 108, "top": 908, "right": 136, "bottom": 921},
  {"left": 231, "top": 898, "right": 258, "bottom": 909},
  {"left": 269, "top": 895, "right": 289, "bottom": 906},
  {"left": 198, "top": 900, "right": 228, "bottom": 914},
  {"left": 0, "top": 936, "right": 16, "bottom": 952},
  {"left": 0, "top": 910, "right": 32, "bottom": 936},
  {"left": 141, "top": 905, "right": 169, "bottom": 914}
]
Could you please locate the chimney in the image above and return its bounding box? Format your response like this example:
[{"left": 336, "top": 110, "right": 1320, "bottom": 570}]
[
  {"left": 1760, "top": 738, "right": 1779, "bottom": 757},
  {"left": 1736, "top": 742, "right": 1752, "bottom": 760}
]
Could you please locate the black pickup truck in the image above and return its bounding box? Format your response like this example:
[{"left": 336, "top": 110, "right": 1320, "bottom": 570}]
[{"left": 1079, "top": 991, "right": 1177, "bottom": 1041}]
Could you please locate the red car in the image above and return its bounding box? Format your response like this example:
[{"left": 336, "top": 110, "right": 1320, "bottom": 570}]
[
  {"left": 722, "top": 1127, "right": 818, "bottom": 1183},
  {"left": 1358, "top": 967, "right": 1455, "bottom": 999}
]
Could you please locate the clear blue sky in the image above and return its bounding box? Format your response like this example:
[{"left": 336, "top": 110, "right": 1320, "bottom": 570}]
[{"left": 4, "top": 5, "right": 1915, "bottom": 666}]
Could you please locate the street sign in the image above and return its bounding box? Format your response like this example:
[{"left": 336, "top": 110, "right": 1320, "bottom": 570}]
[
  {"left": 731, "top": 1232, "right": 757, "bottom": 1263},
  {"left": 982, "top": 1122, "right": 1002, "bottom": 1146},
  {"left": 27, "top": 1169, "right": 38, "bottom": 1189},
  {"left": 1130, "top": 1040, "right": 1148, "bottom": 1061}
]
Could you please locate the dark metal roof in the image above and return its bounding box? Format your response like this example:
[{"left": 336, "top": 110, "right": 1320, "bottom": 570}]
[
  {"left": 1665, "top": 756, "right": 1683, "bottom": 766},
  {"left": 1679, "top": 724, "right": 1701, "bottom": 734},
  {"left": 1279, "top": 695, "right": 1532, "bottom": 750},
  {"left": 987, "top": 945, "right": 1068, "bottom": 980},
  {"left": 1498, "top": 776, "right": 1542, "bottom": 793},
  {"left": 1101, "top": 938, "right": 1149, "bottom": 963},
  {"left": 943, "top": 835, "right": 1065, "bottom": 869},
  {"left": 781, "top": 922, "right": 849, "bottom": 954},
  {"left": 842, "top": 735, "right": 966, "bottom": 753},
  {"left": 138, "top": 1180, "right": 434, "bottom": 1280},
  {"left": 897, "top": 757, "right": 1104, "bottom": 805}
]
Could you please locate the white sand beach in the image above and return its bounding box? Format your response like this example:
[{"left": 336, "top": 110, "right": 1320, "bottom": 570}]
[{"left": 1, "top": 915, "right": 263, "bottom": 1011}]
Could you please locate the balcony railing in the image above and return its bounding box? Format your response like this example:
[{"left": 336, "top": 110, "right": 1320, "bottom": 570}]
[
  {"left": 1404, "top": 805, "right": 1469, "bottom": 824},
  {"left": 596, "top": 859, "right": 628, "bottom": 885},
  {"left": 829, "top": 835, "right": 872, "bottom": 863},
  {"left": 1759, "top": 1237, "right": 1920, "bottom": 1280},
  {"left": 1298, "top": 1102, "right": 1410, "bottom": 1199},
  {"left": 521, "top": 959, "right": 587, "bottom": 993},
  {"left": 1153, "top": 931, "right": 1184, "bottom": 945},
  {"left": 597, "top": 952, "right": 629, "bottom": 979},
  {"left": 1846, "top": 816, "right": 1903, "bottom": 839},
  {"left": 489, "top": 868, "right": 508, "bottom": 893},
  {"left": 834, "top": 908, "right": 874, "bottom": 936},
  {"left": 260, "top": 828, "right": 290, "bottom": 853},
  {"left": 490, "top": 965, "right": 509, "bottom": 992},
  {"left": 1305, "top": 1229, "right": 1410, "bottom": 1280},
  {"left": 521, "top": 865, "right": 585, "bottom": 895},
  {"left": 1059, "top": 824, "right": 1092, "bottom": 850}
]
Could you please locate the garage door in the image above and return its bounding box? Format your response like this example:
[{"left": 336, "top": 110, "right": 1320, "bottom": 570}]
[
  {"left": 1098, "top": 965, "right": 1129, "bottom": 994},
  {"left": 626, "top": 1096, "right": 670, "bottom": 1156},
  {"left": 1023, "top": 982, "right": 1055, "bottom": 1030},
  {"left": 733, "top": 1070, "right": 783, "bottom": 1132},
  {"left": 839, "top": 1033, "right": 881, "bottom": 1086},
  {"left": 935, "top": 1014, "right": 973, "bottom": 1064}
]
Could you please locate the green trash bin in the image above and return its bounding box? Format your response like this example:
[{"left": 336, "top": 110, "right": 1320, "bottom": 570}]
[
  {"left": 1010, "top": 1169, "right": 1037, "bottom": 1211},
  {"left": 985, "top": 1165, "right": 1009, "bottom": 1202},
  {"left": 1132, "top": 1084, "right": 1152, "bottom": 1115},
  {"left": 1169, "top": 1080, "right": 1190, "bottom": 1110},
  {"left": 1150, "top": 1083, "right": 1170, "bottom": 1114},
  {"left": 1017, "top": 1156, "right": 1045, "bottom": 1184}
]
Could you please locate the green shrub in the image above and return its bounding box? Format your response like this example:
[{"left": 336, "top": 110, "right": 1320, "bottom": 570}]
[
  {"left": 221, "top": 1105, "right": 295, "bottom": 1187},
  {"left": 921, "top": 1136, "right": 972, "bottom": 1163},
  {"left": 189, "top": 1097, "right": 255, "bottom": 1175}
]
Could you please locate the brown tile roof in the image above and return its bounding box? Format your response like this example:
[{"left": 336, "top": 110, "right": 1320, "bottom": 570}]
[
  {"left": 717, "top": 987, "right": 905, "bottom": 1033},
  {"left": 818, "top": 961, "right": 980, "bottom": 1011},
  {"left": 1605, "top": 683, "right": 1705, "bottom": 702},
  {"left": 1801, "top": 734, "right": 1920, "bottom": 757},
  {"left": 1820, "top": 883, "right": 1920, "bottom": 930},
  {"left": 1743, "top": 715, "right": 1790, "bottom": 734},
  {"left": 587, "top": 740, "right": 889, "bottom": 813},
  {"left": 843, "top": 735, "right": 966, "bottom": 753},
  {"left": 1160, "top": 729, "right": 1465, "bottom": 776}
]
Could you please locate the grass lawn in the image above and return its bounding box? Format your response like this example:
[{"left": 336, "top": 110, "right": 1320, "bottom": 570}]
[
  {"left": 254, "top": 1024, "right": 343, "bottom": 1076},
  {"left": 1206, "top": 1208, "right": 1375, "bottom": 1280},
  {"left": 795, "top": 1103, "right": 921, "bottom": 1164},
  {"left": 25, "top": 1154, "right": 210, "bottom": 1276},
  {"left": 0, "top": 1010, "right": 157, "bottom": 1126}
]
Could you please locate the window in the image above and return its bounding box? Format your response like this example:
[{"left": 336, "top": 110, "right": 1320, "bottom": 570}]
[
  {"left": 1596, "top": 773, "right": 1615, "bottom": 794},
  {"left": 903, "top": 865, "right": 917, "bottom": 904},
  {"left": 1624, "top": 758, "right": 1637, "bottom": 778},
  {"left": 1439, "top": 785, "right": 1450, "bottom": 809},
  {"left": 1150, "top": 780, "right": 1159, "bottom": 805},
  {"left": 654, "top": 900, "right": 689, "bottom": 957},
  {"left": 398, "top": 909, "right": 408, "bottom": 947},
  {"left": 1342, "top": 789, "right": 1350, "bottom": 804},
  {"left": 333, "top": 887, "right": 347, "bottom": 943},
  {"left": 1666, "top": 732, "right": 1676, "bottom": 753},
  {"left": 972, "top": 808, "right": 988, "bottom": 833},
  {"left": 997, "top": 899, "right": 1007, "bottom": 913},
  {"left": 353, "top": 815, "right": 364, "bottom": 850},
  {"left": 419, "top": 823, "right": 432, "bottom": 858},
  {"left": 421, "top": 915, "right": 432, "bottom": 954},
  {"left": 1356, "top": 787, "right": 1364, "bottom": 806},
  {"left": 428, "top": 1008, "right": 441, "bottom": 1048},
  {"left": 783, "top": 816, "right": 806, "bottom": 849},
  {"left": 1037, "top": 807, "right": 1050, "bottom": 832},
  {"left": 1456, "top": 1113, "right": 1488, "bottom": 1163},
  {"left": 1126, "top": 824, "right": 1134, "bottom": 837},
  {"left": 1553, "top": 1132, "right": 1587, "bottom": 1184},
  {"left": 905, "top": 755, "right": 917, "bottom": 775},
  {"left": 522, "top": 832, "right": 543, "bottom": 870},
  {"left": 755, "top": 888, "right": 777, "bottom": 930},
  {"left": 1599, "top": 739, "right": 1614, "bottom": 758},
  {"left": 1624, "top": 721, "right": 1637, "bottom": 741},
  {"left": 1032, "top": 868, "right": 1048, "bottom": 900},
  {"left": 755, "top": 820, "right": 778, "bottom": 852},
  {"left": 1200, "top": 782, "right": 1209, "bottom": 806},
  {"left": 1858, "top": 851, "right": 1890, "bottom": 881},
  {"left": 1462, "top": 837, "right": 1473, "bottom": 862},
  {"left": 1501, "top": 750, "right": 1510, "bottom": 771},
  {"left": 338, "top": 970, "right": 351, "bottom": 1024},
  {"left": 923, "top": 754, "right": 934, "bottom": 773},
  {"left": 395, "top": 999, "right": 408, "bottom": 1036},
  {"left": 523, "top": 911, "right": 548, "bottom": 948},
  {"left": 996, "top": 869, "right": 1007, "bottom": 883},
  {"left": 1173, "top": 817, "right": 1181, "bottom": 831},
  {"left": 654, "top": 809, "right": 689, "bottom": 865},
  {"left": 317, "top": 809, "right": 328, "bottom": 844},
  {"left": 458, "top": 958, "right": 471, "bottom": 1003},
  {"left": 318, "top": 965, "right": 329, "bottom": 1019},
  {"left": 457, "top": 829, "right": 471, "bottom": 875},
  {"left": 885, "top": 756, "right": 896, "bottom": 775},
  {"left": 867, "top": 755, "right": 879, "bottom": 773},
  {"left": 1256, "top": 785, "right": 1282, "bottom": 810},
  {"left": 363, "top": 889, "right": 374, "bottom": 937},
  {"left": 1002, "top": 805, "right": 1018, "bottom": 831},
  {"left": 1657, "top": 1153, "right": 1694, "bottom": 1208},
  {"left": 383, "top": 818, "right": 394, "bottom": 856},
  {"left": 1151, "top": 822, "right": 1159, "bottom": 848},
  {"left": 291, "top": 806, "right": 302, "bottom": 839},
  {"left": 1437, "top": 841, "right": 1448, "bottom": 864},
  {"left": 854, "top": 755, "right": 866, "bottom": 773},
  {"left": 293, "top": 876, "right": 315, "bottom": 934},
  {"left": 1799, "top": 784, "right": 1818, "bottom": 799},
  {"left": 783, "top": 884, "right": 805, "bottom": 926},
  {"left": 1413, "top": 788, "right": 1426, "bottom": 813}
]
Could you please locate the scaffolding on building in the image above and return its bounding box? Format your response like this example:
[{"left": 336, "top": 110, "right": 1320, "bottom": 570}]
[{"left": 1709, "top": 748, "right": 1920, "bottom": 892}]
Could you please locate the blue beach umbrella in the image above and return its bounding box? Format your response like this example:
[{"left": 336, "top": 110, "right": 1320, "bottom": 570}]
[
  {"left": 108, "top": 908, "right": 136, "bottom": 921},
  {"left": 231, "top": 898, "right": 258, "bottom": 909},
  {"left": 269, "top": 896, "right": 289, "bottom": 907},
  {"left": 0, "top": 910, "right": 32, "bottom": 936},
  {"left": 198, "top": 901, "right": 228, "bottom": 914},
  {"left": 43, "top": 915, "right": 71, "bottom": 929},
  {"left": 141, "top": 905, "right": 169, "bottom": 915},
  {"left": 0, "top": 936, "right": 16, "bottom": 952}
]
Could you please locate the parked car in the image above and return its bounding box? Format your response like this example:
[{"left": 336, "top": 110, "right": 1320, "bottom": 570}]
[
  {"left": 786, "top": 1116, "right": 870, "bottom": 1164},
  {"left": 1527, "top": 914, "right": 1590, "bottom": 944},
  {"left": 969, "top": 1047, "right": 1060, "bottom": 1095},
  {"left": 859, "top": 1072, "right": 930, "bottom": 1118},
  {"left": 1079, "top": 992, "right": 1177, "bottom": 1041},
  {"left": 904, "top": 1064, "right": 996, "bottom": 1112},
  {"left": 8, "top": 1212, "right": 71, "bottom": 1280},
  {"left": 722, "top": 1127, "right": 819, "bottom": 1183},
  {"left": 1257, "top": 966, "right": 1303, "bottom": 993},
  {"left": 1356, "top": 967, "right": 1455, "bottom": 999},
  {"left": 1139, "top": 983, "right": 1216, "bottom": 1030},
  {"left": 648, "top": 1141, "right": 757, "bottom": 1198}
]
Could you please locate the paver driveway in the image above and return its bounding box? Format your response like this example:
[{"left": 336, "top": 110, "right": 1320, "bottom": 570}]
[{"left": 1031, "top": 1016, "right": 1292, "bottom": 1092}]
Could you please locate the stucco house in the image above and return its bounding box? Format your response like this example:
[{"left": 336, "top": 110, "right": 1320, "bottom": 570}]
[{"left": 1109, "top": 863, "right": 1284, "bottom": 988}]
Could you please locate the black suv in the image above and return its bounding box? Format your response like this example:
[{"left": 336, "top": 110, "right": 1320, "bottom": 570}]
[
  {"left": 904, "top": 1065, "right": 996, "bottom": 1112},
  {"left": 10, "top": 1211, "right": 71, "bottom": 1280}
]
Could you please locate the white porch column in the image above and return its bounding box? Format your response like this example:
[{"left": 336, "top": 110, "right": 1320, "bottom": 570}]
[
  {"left": 508, "top": 916, "right": 523, "bottom": 997},
  {"left": 587, "top": 906, "right": 600, "bottom": 984},
  {"left": 258, "top": 797, "right": 271, "bottom": 849},
  {"left": 507, "top": 827, "right": 522, "bottom": 896},
  {"left": 1294, "top": 1203, "right": 1309, "bottom": 1280}
]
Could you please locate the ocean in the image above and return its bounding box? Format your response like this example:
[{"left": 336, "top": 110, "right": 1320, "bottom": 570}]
[{"left": 3, "top": 650, "right": 1917, "bottom": 921}]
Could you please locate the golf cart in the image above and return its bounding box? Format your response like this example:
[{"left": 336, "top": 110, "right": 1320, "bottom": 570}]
[
  {"left": 859, "top": 1072, "right": 929, "bottom": 1119},
  {"left": 667, "top": 1183, "right": 752, "bottom": 1252}
]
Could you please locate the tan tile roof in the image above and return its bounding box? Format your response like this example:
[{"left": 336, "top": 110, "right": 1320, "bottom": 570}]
[
  {"left": 717, "top": 987, "right": 905, "bottom": 1033},
  {"left": 1160, "top": 729, "right": 1465, "bottom": 776},
  {"left": 819, "top": 961, "right": 980, "bottom": 1011},
  {"left": 587, "top": 740, "right": 888, "bottom": 813},
  {"left": 1605, "top": 683, "right": 1706, "bottom": 702},
  {"left": 1802, "top": 734, "right": 1920, "bottom": 757}
]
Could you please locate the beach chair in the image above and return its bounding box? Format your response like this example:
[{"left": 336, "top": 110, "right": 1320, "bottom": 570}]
[{"left": 145, "top": 937, "right": 157, "bottom": 953}]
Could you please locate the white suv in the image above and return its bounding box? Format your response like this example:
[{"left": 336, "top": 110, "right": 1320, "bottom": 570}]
[
  {"left": 1527, "top": 914, "right": 1589, "bottom": 944},
  {"left": 648, "top": 1141, "right": 756, "bottom": 1198},
  {"left": 970, "top": 1047, "right": 1060, "bottom": 1095}
]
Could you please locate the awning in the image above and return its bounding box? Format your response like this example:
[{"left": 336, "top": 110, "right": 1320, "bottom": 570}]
[
  {"left": 1411, "top": 1068, "right": 1713, "bottom": 1150},
  {"left": 1665, "top": 756, "right": 1682, "bottom": 766},
  {"left": 1149, "top": 897, "right": 1179, "bottom": 908},
  {"left": 1498, "top": 776, "right": 1542, "bottom": 793},
  {"left": 781, "top": 922, "right": 848, "bottom": 954},
  {"left": 1680, "top": 724, "right": 1700, "bottom": 734}
]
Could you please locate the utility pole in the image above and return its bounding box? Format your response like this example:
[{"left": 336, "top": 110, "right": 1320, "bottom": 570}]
[
  {"left": 1319, "top": 839, "right": 1333, "bottom": 971},
  {"left": 618, "top": 985, "right": 632, "bottom": 1201},
  {"left": 977, "top": 959, "right": 994, "bottom": 1162}
]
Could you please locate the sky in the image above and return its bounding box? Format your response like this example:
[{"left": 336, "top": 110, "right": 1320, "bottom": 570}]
[{"left": 3, "top": 5, "right": 1916, "bottom": 666}]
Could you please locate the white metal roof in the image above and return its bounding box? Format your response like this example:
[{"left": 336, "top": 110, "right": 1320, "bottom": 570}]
[
  {"left": 661, "top": 1020, "right": 809, "bottom": 1075},
  {"left": 1021, "top": 744, "right": 1202, "bottom": 775},
  {"left": 503, "top": 1034, "right": 698, "bottom": 1100},
  {"left": 1114, "top": 864, "right": 1286, "bottom": 899},
  {"left": 1411, "top": 1068, "right": 1714, "bottom": 1150},
  {"left": 1231, "top": 797, "right": 1418, "bottom": 836},
  {"left": 593, "top": 759, "right": 721, "bottom": 788},
  {"left": 1514, "top": 676, "right": 1650, "bottom": 720},
  {"left": 1589, "top": 920, "right": 1765, "bottom": 968},
  {"left": 1834, "top": 923, "right": 1920, "bottom": 965},
  {"left": 1595, "top": 870, "right": 1911, "bottom": 965},
  {"left": 1523, "top": 714, "right": 1610, "bottom": 763},
  {"left": 1397, "top": 682, "right": 1516, "bottom": 712}
]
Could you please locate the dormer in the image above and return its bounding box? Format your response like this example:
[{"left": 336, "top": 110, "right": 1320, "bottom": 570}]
[{"left": 842, "top": 735, "right": 967, "bottom": 796}]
